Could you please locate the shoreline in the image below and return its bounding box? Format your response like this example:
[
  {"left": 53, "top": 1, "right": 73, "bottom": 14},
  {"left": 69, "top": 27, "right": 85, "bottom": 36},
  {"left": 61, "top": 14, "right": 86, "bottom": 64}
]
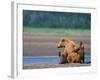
[{"left": 23, "top": 63, "right": 91, "bottom": 69}]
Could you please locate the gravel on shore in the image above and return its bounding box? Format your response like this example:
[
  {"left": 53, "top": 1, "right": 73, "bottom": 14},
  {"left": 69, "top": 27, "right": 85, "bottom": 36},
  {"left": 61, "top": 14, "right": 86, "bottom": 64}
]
[{"left": 23, "top": 63, "right": 91, "bottom": 69}]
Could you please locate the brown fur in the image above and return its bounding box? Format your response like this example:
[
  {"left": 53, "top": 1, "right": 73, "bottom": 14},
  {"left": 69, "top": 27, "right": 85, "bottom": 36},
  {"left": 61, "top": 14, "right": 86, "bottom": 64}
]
[
  {"left": 67, "top": 52, "right": 81, "bottom": 63},
  {"left": 57, "top": 37, "right": 84, "bottom": 64},
  {"left": 57, "top": 37, "right": 78, "bottom": 64},
  {"left": 73, "top": 41, "right": 84, "bottom": 63}
]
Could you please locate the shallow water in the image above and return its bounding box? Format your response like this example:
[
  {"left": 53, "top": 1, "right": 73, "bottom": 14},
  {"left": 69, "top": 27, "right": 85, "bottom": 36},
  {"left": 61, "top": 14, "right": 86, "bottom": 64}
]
[{"left": 23, "top": 55, "right": 90, "bottom": 64}]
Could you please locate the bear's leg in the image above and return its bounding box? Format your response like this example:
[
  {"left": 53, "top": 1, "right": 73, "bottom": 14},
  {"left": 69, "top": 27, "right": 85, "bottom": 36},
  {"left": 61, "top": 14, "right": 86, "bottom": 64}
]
[
  {"left": 58, "top": 53, "right": 67, "bottom": 64},
  {"left": 67, "top": 55, "right": 72, "bottom": 63}
]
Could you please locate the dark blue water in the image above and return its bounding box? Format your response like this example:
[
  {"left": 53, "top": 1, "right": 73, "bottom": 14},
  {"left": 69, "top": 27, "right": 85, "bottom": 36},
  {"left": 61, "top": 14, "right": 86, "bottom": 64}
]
[{"left": 23, "top": 55, "right": 91, "bottom": 64}]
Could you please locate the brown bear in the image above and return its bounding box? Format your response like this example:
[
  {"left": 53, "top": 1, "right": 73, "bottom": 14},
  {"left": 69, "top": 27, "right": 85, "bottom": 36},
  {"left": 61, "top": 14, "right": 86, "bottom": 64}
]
[
  {"left": 73, "top": 41, "right": 84, "bottom": 63},
  {"left": 57, "top": 37, "right": 77, "bottom": 64},
  {"left": 57, "top": 37, "right": 84, "bottom": 64}
]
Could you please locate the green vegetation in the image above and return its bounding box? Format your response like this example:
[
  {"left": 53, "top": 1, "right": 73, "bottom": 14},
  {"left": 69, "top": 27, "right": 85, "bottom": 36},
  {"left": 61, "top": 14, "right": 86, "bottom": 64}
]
[
  {"left": 23, "top": 10, "right": 91, "bottom": 36},
  {"left": 23, "top": 10, "right": 91, "bottom": 29},
  {"left": 24, "top": 27, "right": 90, "bottom": 36}
]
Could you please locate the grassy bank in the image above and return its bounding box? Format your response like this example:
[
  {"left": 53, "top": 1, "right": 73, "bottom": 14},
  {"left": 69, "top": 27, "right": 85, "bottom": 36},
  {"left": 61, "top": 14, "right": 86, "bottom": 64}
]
[{"left": 23, "top": 27, "right": 90, "bottom": 36}]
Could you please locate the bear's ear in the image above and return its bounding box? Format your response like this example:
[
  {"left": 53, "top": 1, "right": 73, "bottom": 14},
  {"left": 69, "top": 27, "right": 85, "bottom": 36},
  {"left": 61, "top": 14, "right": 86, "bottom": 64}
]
[{"left": 62, "top": 39, "right": 65, "bottom": 42}]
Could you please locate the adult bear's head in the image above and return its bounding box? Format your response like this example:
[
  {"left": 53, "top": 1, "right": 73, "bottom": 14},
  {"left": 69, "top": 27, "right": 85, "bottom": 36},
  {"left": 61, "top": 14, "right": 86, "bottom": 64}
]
[{"left": 57, "top": 37, "right": 69, "bottom": 48}]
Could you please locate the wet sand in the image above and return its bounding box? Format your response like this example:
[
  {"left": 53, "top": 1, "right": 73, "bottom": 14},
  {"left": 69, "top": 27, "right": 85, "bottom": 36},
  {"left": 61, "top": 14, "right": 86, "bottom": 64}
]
[{"left": 23, "top": 63, "right": 90, "bottom": 69}]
